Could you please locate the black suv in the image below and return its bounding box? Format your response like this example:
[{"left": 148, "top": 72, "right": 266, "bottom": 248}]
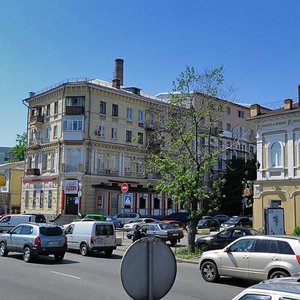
[{"left": 0, "top": 223, "right": 67, "bottom": 262}]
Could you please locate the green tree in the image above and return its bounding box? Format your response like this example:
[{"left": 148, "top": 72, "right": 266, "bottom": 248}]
[
  {"left": 148, "top": 66, "right": 232, "bottom": 252},
  {"left": 9, "top": 132, "right": 27, "bottom": 162}
]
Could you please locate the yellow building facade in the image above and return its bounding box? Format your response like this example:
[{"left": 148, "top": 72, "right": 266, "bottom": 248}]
[{"left": 251, "top": 99, "right": 300, "bottom": 234}]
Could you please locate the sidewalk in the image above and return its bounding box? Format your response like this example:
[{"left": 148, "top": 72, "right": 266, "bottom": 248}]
[{"left": 115, "top": 231, "right": 199, "bottom": 264}]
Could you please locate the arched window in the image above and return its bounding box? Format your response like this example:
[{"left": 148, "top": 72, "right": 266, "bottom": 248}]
[{"left": 270, "top": 142, "right": 282, "bottom": 167}]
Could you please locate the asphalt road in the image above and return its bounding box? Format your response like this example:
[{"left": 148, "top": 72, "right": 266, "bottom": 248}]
[{"left": 0, "top": 246, "right": 253, "bottom": 300}]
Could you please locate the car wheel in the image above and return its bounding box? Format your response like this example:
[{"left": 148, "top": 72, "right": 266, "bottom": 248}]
[
  {"left": 80, "top": 243, "right": 89, "bottom": 256},
  {"left": 0, "top": 242, "right": 8, "bottom": 257},
  {"left": 269, "top": 270, "right": 290, "bottom": 279},
  {"left": 104, "top": 249, "right": 113, "bottom": 257},
  {"left": 201, "top": 261, "right": 219, "bottom": 282},
  {"left": 54, "top": 252, "right": 65, "bottom": 262},
  {"left": 23, "top": 246, "right": 32, "bottom": 263}
]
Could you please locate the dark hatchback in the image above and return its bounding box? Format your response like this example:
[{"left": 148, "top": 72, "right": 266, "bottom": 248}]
[
  {"left": 197, "top": 218, "right": 220, "bottom": 231},
  {"left": 195, "top": 227, "right": 260, "bottom": 251},
  {"left": 221, "top": 216, "right": 253, "bottom": 230}
]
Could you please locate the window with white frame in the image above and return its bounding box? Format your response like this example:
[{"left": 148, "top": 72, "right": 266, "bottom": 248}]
[
  {"left": 270, "top": 142, "right": 282, "bottom": 167},
  {"left": 63, "top": 116, "right": 84, "bottom": 131},
  {"left": 45, "top": 127, "right": 50, "bottom": 140},
  {"left": 96, "top": 154, "right": 106, "bottom": 171},
  {"left": 33, "top": 191, "right": 37, "bottom": 208},
  {"left": 42, "top": 153, "right": 48, "bottom": 171},
  {"left": 66, "top": 149, "right": 81, "bottom": 172},
  {"left": 149, "top": 113, "right": 154, "bottom": 127},
  {"left": 40, "top": 191, "right": 44, "bottom": 208},
  {"left": 112, "top": 104, "right": 118, "bottom": 117},
  {"left": 111, "top": 128, "right": 117, "bottom": 139},
  {"left": 125, "top": 157, "right": 132, "bottom": 173},
  {"left": 107, "top": 155, "right": 119, "bottom": 171},
  {"left": 50, "top": 153, "right": 55, "bottom": 170},
  {"left": 66, "top": 96, "right": 84, "bottom": 107},
  {"left": 127, "top": 107, "right": 133, "bottom": 120},
  {"left": 138, "top": 110, "right": 144, "bottom": 122},
  {"left": 48, "top": 190, "right": 52, "bottom": 209},
  {"left": 238, "top": 110, "right": 245, "bottom": 118},
  {"left": 136, "top": 161, "right": 143, "bottom": 173}
]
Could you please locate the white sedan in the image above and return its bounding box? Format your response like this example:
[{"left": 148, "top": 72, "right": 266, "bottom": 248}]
[{"left": 123, "top": 218, "right": 158, "bottom": 231}]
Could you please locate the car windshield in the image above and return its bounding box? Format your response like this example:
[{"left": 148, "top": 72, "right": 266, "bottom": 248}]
[
  {"left": 159, "top": 223, "right": 176, "bottom": 230},
  {"left": 40, "top": 226, "right": 63, "bottom": 236},
  {"left": 226, "top": 217, "right": 240, "bottom": 224}
]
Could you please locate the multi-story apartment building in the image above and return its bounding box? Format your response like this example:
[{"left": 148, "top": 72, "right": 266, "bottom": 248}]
[
  {"left": 250, "top": 98, "right": 300, "bottom": 234},
  {"left": 0, "top": 161, "right": 24, "bottom": 214},
  {"left": 21, "top": 59, "right": 257, "bottom": 220}
]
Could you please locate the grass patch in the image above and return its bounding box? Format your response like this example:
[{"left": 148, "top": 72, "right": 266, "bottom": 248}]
[{"left": 174, "top": 246, "right": 202, "bottom": 260}]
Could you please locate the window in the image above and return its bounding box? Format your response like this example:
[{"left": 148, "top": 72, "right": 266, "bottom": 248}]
[
  {"left": 25, "top": 191, "right": 29, "bottom": 208},
  {"left": 40, "top": 191, "right": 44, "bottom": 208},
  {"left": 50, "top": 153, "right": 55, "bottom": 170},
  {"left": 154, "top": 197, "right": 160, "bottom": 209},
  {"left": 46, "top": 104, "right": 50, "bottom": 116},
  {"left": 97, "top": 125, "right": 105, "bottom": 137},
  {"left": 48, "top": 191, "right": 52, "bottom": 209},
  {"left": 138, "top": 110, "right": 144, "bottom": 122},
  {"left": 42, "top": 153, "right": 48, "bottom": 170},
  {"left": 237, "top": 295, "right": 271, "bottom": 300},
  {"left": 54, "top": 101, "right": 58, "bottom": 114},
  {"left": 66, "top": 96, "right": 84, "bottom": 106},
  {"left": 218, "top": 121, "right": 223, "bottom": 130},
  {"left": 253, "top": 240, "right": 271, "bottom": 253},
  {"left": 96, "top": 154, "right": 105, "bottom": 171},
  {"left": 63, "top": 116, "right": 84, "bottom": 131},
  {"left": 227, "top": 107, "right": 231, "bottom": 115},
  {"left": 149, "top": 113, "right": 155, "bottom": 127},
  {"left": 112, "top": 104, "right": 118, "bottom": 117},
  {"left": 139, "top": 197, "right": 146, "bottom": 209},
  {"left": 238, "top": 110, "right": 245, "bottom": 118},
  {"left": 136, "top": 161, "right": 143, "bottom": 173},
  {"left": 111, "top": 128, "right": 117, "bottom": 139},
  {"left": 126, "top": 130, "right": 132, "bottom": 142},
  {"left": 226, "top": 123, "right": 231, "bottom": 131},
  {"left": 138, "top": 132, "right": 143, "bottom": 144},
  {"left": 21, "top": 225, "right": 33, "bottom": 235},
  {"left": 33, "top": 191, "right": 37, "bottom": 208},
  {"left": 45, "top": 127, "right": 50, "bottom": 140},
  {"left": 53, "top": 125, "right": 58, "bottom": 139},
  {"left": 127, "top": 107, "right": 133, "bottom": 120},
  {"left": 270, "top": 142, "right": 282, "bottom": 167},
  {"left": 100, "top": 101, "right": 106, "bottom": 114},
  {"left": 125, "top": 157, "right": 132, "bottom": 173}
]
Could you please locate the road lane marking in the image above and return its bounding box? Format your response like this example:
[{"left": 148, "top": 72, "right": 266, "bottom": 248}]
[{"left": 51, "top": 271, "right": 81, "bottom": 280}]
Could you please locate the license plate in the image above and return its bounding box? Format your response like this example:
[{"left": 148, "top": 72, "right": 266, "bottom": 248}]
[
  {"left": 48, "top": 241, "right": 58, "bottom": 246},
  {"left": 172, "top": 234, "right": 178, "bottom": 236}
]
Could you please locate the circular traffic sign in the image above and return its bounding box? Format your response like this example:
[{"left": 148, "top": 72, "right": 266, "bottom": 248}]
[{"left": 121, "top": 182, "right": 129, "bottom": 193}]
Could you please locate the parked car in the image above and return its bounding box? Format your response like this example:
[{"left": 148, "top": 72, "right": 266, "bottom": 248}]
[
  {"left": 0, "top": 214, "right": 35, "bottom": 232},
  {"left": 81, "top": 214, "right": 106, "bottom": 222},
  {"left": 113, "top": 212, "right": 141, "bottom": 226},
  {"left": 232, "top": 276, "right": 300, "bottom": 300},
  {"left": 123, "top": 218, "right": 158, "bottom": 232},
  {"left": 161, "top": 220, "right": 185, "bottom": 229},
  {"left": 127, "top": 222, "right": 184, "bottom": 246},
  {"left": 220, "top": 216, "right": 252, "bottom": 230},
  {"left": 106, "top": 216, "right": 122, "bottom": 229},
  {"left": 213, "top": 214, "right": 229, "bottom": 224},
  {"left": 195, "top": 227, "right": 260, "bottom": 251},
  {"left": 197, "top": 218, "right": 220, "bottom": 231},
  {"left": 64, "top": 221, "right": 116, "bottom": 256},
  {"left": 163, "top": 212, "right": 190, "bottom": 227},
  {"left": 199, "top": 235, "right": 300, "bottom": 282},
  {"left": 22, "top": 213, "right": 47, "bottom": 223},
  {"left": 0, "top": 223, "right": 67, "bottom": 262}
]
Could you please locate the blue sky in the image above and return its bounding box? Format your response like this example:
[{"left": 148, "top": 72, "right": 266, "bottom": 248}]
[{"left": 1, "top": 0, "right": 300, "bottom": 146}]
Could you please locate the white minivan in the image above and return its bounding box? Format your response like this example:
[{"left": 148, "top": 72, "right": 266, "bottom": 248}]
[
  {"left": 64, "top": 221, "right": 116, "bottom": 257},
  {"left": 0, "top": 214, "right": 32, "bottom": 232}
]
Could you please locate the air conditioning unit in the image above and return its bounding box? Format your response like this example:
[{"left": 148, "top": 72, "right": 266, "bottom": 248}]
[
  {"left": 95, "top": 130, "right": 101, "bottom": 136},
  {"left": 106, "top": 169, "right": 111, "bottom": 174},
  {"left": 138, "top": 121, "right": 144, "bottom": 127}
]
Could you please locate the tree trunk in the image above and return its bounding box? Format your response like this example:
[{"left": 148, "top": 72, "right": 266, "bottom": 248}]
[{"left": 187, "top": 218, "right": 197, "bottom": 252}]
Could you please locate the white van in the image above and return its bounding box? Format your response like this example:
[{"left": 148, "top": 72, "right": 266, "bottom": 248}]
[
  {"left": 64, "top": 221, "right": 116, "bottom": 257},
  {"left": 114, "top": 212, "right": 140, "bottom": 226},
  {"left": 0, "top": 214, "right": 32, "bottom": 232}
]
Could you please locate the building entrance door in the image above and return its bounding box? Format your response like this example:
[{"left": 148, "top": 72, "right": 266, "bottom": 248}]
[
  {"left": 111, "top": 192, "right": 119, "bottom": 216},
  {"left": 66, "top": 195, "right": 78, "bottom": 214}
]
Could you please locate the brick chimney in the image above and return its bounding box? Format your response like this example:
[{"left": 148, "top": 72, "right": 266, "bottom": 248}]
[
  {"left": 250, "top": 104, "right": 261, "bottom": 117},
  {"left": 113, "top": 58, "right": 124, "bottom": 86},
  {"left": 284, "top": 98, "right": 293, "bottom": 110}
]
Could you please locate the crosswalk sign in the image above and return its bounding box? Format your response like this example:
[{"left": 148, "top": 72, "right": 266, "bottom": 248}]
[{"left": 123, "top": 193, "right": 133, "bottom": 206}]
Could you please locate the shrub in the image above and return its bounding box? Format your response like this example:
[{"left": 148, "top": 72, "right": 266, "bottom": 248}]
[{"left": 293, "top": 226, "right": 300, "bottom": 236}]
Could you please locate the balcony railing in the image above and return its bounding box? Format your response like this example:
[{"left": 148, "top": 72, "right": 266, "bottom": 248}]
[
  {"left": 29, "top": 115, "right": 44, "bottom": 125},
  {"left": 26, "top": 168, "right": 40, "bottom": 176},
  {"left": 65, "top": 106, "right": 84, "bottom": 115}
]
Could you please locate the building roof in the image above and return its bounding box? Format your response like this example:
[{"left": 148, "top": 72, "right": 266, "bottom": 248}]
[{"left": 0, "top": 161, "right": 24, "bottom": 171}]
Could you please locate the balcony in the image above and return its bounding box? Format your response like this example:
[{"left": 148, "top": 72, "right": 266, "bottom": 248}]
[
  {"left": 65, "top": 106, "right": 84, "bottom": 115},
  {"left": 26, "top": 168, "right": 40, "bottom": 176},
  {"left": 29, "top": 115, "right": 44, "bottom": 126},
  {"left": 144, "top": 121, "right": 159, "bottom": 131}
]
